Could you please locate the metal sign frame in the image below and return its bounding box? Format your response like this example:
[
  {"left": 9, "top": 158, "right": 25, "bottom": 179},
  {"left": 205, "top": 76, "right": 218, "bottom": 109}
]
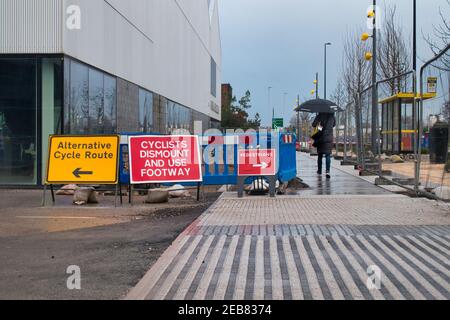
[
  {"left": 43, "top": 134, "right": 121, "bottom": 207},
  {"left": 236, "top": 148, "right": 278, "bottom": 198}
]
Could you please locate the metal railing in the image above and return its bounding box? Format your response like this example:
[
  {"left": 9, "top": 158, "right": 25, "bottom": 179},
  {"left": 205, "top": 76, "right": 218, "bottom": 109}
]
[
  {"left": 357, "top": 70, "right": 420, "bottom": 193},
  {"left": 354, "top": 45, "right": 450, "bottom": 201},
  {"left": 418, "top": 44, "right": 450, "bottom": 201}
]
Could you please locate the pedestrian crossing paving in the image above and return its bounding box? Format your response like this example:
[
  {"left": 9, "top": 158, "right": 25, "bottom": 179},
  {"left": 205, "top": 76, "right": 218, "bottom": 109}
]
[
  {"left": 126, "top": 195, "right": 450, "bottom": 300},
  {"left": 127, "top": 231, "right": 449, "bottom": 300}
]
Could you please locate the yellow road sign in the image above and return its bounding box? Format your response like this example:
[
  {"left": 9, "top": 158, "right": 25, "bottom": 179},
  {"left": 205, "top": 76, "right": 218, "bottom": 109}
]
[{"left": 46, "top": 135, "right": 120, "bottom": 184}]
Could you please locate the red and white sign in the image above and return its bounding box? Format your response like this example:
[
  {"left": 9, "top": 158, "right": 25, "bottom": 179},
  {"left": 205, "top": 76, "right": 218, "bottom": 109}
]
[
  {"left": 283, "top": 135, "right": 294, "bottom": 144},
  {"left": 238, "top": 149, "right": 277, "bottom": 176},
  {"left": 128, "top": 135, "right": 203, "bottom": 184}
]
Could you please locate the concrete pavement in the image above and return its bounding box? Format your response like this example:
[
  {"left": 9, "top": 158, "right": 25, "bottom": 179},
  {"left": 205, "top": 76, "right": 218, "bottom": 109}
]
[
  {"left": 296, "top": 153, "right": 390, "bottom": 195},
  {"left": 126, "top": 153, "right": 450, "bottom": 300}
]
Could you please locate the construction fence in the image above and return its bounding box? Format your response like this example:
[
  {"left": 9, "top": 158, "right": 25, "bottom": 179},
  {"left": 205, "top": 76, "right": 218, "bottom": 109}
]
[{"left": 352, "top": 44, "right": 450, "bottom": 201}]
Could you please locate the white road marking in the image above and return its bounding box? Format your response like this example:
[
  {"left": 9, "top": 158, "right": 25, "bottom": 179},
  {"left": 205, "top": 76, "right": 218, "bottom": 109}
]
[{"left": 16, "top": 216, "right": 98, "bottom": 220}]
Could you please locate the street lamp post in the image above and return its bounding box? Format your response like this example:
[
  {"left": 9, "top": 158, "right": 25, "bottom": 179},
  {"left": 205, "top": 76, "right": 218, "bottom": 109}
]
[
  {"left": 268, "top": 86, "right": 272, "bottom": 126},
  {"left": 413, "top": 0, "right": 417, "bottom": 73},
  {"left": 371, "top": 0, "right": 378, "bottom": 156},
  {"left": 296, "top": 95, "right": 300, "bottom": 141},
  {"left": 362, "top": 1, "right": 378, "bottom": 155},
  {"left": 413, "top": 0, "right": 419, "bottom": 192},
  {"left": 314, "top": 73, "right": 319, "bottom": 99},
  {"left": 324, "top": 42, "right": 332, "bottom": 100}
]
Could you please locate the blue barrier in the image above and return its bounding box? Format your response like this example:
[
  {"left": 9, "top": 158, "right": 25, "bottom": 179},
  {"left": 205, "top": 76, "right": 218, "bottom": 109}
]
[
  {"left": 119, "top": 143, "right": 130, "bottom": 185},
  {"left": 201, "top": 132, "right": 275, "bottom": 186},
  {"left": 201, "top": 132, "right": 296, "bottom": 185},
  {"left": 118, "top": 132, "right": 297, "bottom": 186},
  {"left": 278, "top": 133, "right": 297, "bottom": 183}
]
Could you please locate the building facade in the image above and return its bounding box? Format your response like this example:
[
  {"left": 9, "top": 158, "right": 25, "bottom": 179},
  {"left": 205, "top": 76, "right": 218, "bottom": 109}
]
[
  {"left": 221, "top": 83, "right": 233, "bottom": 111},
  {"left": 0, "top": 0, "right": 222, "bottom": 185}
]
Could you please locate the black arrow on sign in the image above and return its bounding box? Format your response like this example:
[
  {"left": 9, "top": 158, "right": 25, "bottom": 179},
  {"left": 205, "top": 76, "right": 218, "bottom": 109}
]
[{"left": 73, "top": 168, "right": 94, "bottom": 178}]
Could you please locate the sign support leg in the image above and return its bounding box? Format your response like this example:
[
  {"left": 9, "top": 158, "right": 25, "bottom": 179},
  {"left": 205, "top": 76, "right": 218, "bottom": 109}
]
[
  {"left": 130, "top": 185, "right": 134, "bottom": 206},
  {"left": 268, "top": 176, "right": 277, "bottom": 198},
  {"left": 196, "top": 183, "right": 200, "bottom": 201},
  {"left": 119, "top": 182, "right": 123, "bottom": 205},
  {"left": 42, "top": 184, "right": 47, "bottom": 207},
  {"left": 237, "top": 176, "right": 246, "bottom": 198},
  {"left": 114, "top": 183, "right": 118, "bottom": 208},
  {"left": 128, "top": 184, "right": 132, "bottom": 204},
  {"left": 50, "top": 184, "right": 56, "bottom": 205}
]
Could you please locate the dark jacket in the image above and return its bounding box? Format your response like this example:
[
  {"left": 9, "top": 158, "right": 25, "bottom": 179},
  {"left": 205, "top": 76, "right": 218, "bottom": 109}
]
[{"left": 312, "top": 113, "right": 336, "bottom": 154}]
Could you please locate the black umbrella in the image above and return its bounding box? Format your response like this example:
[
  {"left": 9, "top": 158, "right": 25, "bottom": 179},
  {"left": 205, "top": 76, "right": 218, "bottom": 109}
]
[{"left": 295, "top": 99, "right": 343, "bottom": 114}]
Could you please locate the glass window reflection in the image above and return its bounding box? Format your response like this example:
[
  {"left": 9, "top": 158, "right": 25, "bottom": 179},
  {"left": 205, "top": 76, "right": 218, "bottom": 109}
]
[
  {"left": 65, "top": 58, "right": 117, "bottom": 134},
  {"left": 0, "top": 58, "right": 38, "bottom": 184},
  {"left": 139, "top": 89, "right": 153, "bottom": 133}
]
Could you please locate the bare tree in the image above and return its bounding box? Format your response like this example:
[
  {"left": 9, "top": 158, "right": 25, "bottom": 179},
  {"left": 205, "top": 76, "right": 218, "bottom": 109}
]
[
  {"left": 422, "top": 1, "right": 449, "bottom": 122},
  {"left": 301, "top": 111, "right": 313, "bottom": 131},
  {"left": 330, "top": 80, "right": 347, "bottom": 152},
  {"left": 426, "top": 1, "right": 450, "bottom": 122},
  {"left": 290, "top": 112, "right": 314, "bottom": 143},
  {"left": 378, "top": 4, "right": 411, "bottom": 94},
  {"left": 342, "top": 28, "right": 372, "bottom": 108},
  {"left": 330, "top": 79, "right": 346, "bottom": 109},
  {"left": 342, "top": 28, "right": 372, "bottom": 158},
  {"left": 424, "top": 0, "right": 450, "bottom": 68},
  {"left": 289, "top": 114, "right": 298, "bottom": 129}
]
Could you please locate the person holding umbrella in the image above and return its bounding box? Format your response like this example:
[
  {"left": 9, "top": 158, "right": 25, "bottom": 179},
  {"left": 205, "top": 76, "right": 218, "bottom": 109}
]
[
  {"left": 295, "top": 99, "right": 340, "bottom": 179},
  {"left": 312, "top": 113, "right": 336, "bottom": 179}
]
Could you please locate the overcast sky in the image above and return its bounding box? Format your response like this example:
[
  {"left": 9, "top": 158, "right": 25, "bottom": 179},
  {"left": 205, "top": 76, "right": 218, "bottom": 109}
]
[{"left": 218, "top": 0, "right": 450, "bottom": 126}]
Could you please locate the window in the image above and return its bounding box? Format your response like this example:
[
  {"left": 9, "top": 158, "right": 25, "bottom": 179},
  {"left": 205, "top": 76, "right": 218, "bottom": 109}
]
[
  {"left": 167, "top": 101, "right": 174, "bottom": 130},
  {"left": 387, "top": 102, "right": 393, "bottom": 152},
  {"left": 393, "top": 101, "right": 400, "bottom": 153},
  {"left": 139, "top": 88, "right": 153, "bottom": 133},
  {"left": 402, "top": 103, "right": 413, "bottom": 131},
  {"left": 104, "top": 75, "right": 117, "bottom": 133},
  {"left": 166, "top": 101, "right": 192, "bottom": 133},
  {"left": 0, "top": 58, "right": 38, "bottom": 184},
  {"left": 211, "top": 57, "right": 217, "bottom": 97},
  {"left": 70, "top": 61, "right": 89, "bottom": 134},
  {"left": 89, "top": 69, "right": 104, "bottom": 133},
  {"left": 65, "top": 58, "right": 117, "bottom": 134}
]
